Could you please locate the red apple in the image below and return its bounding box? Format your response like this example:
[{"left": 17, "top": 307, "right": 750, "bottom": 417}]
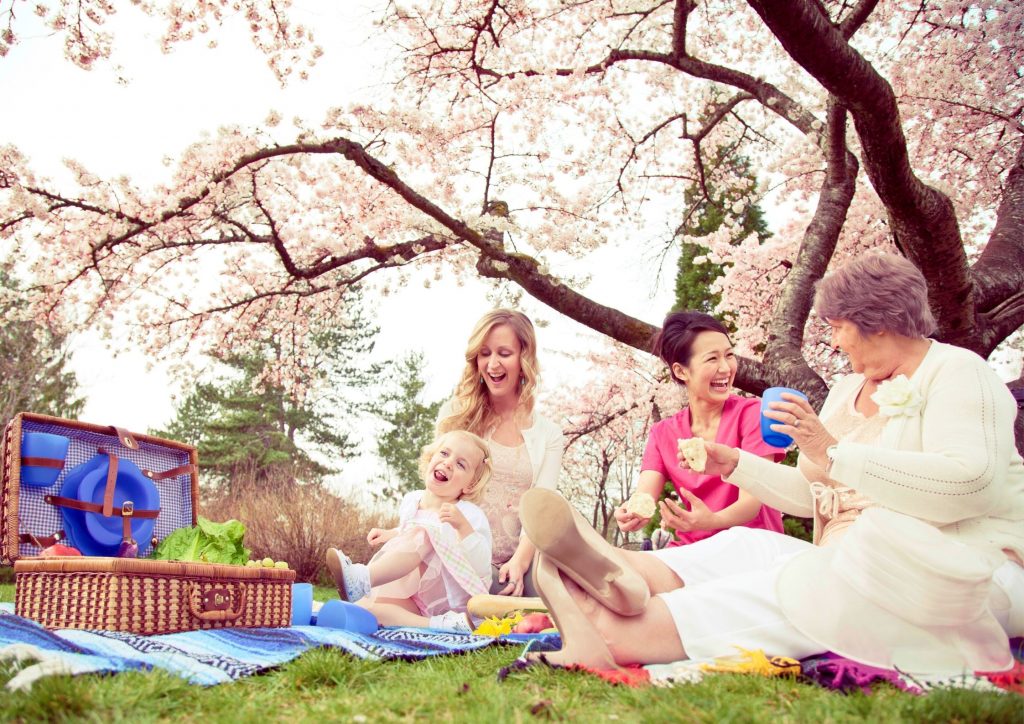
[
  {"left": 513, "top": 612, "right": 553, "bottom": 634},
  {"left": 39, "top": 543, "right": 82, "bottom": 557}
]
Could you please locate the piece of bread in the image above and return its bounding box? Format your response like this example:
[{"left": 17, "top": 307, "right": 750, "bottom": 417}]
[
  {"left": 623, "top": 491, "right": 656, "bottom": 518},
  {"left": 678, "top": 437, "right": 707, "bottom": 472},
  {"left": 467, "top": 595, "right": 547, "bottom": 619}
]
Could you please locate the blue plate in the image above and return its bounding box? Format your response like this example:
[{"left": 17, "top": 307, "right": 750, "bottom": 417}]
[
  {"left": 60, "top": 455, "right": 159, "bottom": 556},
  {"left": 80, "top": 457, "right": 158, "bottom": 551},
  {"left": 58, "top": 456, "right": 108, "bottom": 553}
]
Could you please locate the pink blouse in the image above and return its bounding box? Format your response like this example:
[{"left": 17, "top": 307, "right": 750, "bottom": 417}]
[{"left": 641, "top": 394, "right": 786, "bottom": 545}]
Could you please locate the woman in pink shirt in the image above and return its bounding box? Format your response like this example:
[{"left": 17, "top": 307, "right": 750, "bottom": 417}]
[{"left": 615, "top": 311, "right": 785, "bottom": 545}]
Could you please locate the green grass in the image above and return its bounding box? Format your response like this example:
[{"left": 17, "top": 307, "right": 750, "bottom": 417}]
[{"left": 0, "top": 581, "right": 1019, "bottom": 722}]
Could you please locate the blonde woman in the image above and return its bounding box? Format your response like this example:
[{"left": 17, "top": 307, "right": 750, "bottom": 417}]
[{"left": 438, "top": 309, "right": 564, "bottom": 597}]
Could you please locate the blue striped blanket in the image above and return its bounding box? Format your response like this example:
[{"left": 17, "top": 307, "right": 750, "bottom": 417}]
[{"left": 0, "top": 603, "right": 554, "bottom": 690}]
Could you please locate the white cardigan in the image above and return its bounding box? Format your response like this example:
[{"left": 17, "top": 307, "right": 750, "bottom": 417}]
[
  {"left": 726, "top": 341, "right": 1024, "bottom": 560},
  {"left": 437, "top": 398, "right": 564, "bottom": 491}
]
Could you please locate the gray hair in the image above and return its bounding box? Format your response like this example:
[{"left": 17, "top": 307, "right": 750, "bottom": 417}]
[{"left": 814, "top": 254, "right": 937, "bottom": 338}]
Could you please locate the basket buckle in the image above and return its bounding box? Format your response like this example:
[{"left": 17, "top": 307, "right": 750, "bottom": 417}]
[
  {"left": 121, "top": 501, "right": 134, "bottom": 518},
  {"left": 203, "top": 588, "right": 232, "bottom": 612}
]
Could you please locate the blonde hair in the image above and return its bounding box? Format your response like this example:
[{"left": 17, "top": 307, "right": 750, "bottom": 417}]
[
  {"left": 418, "top": 430, "right": 493, "bottom": 503},
  {"left": 437, "top": 308, "right": 539, "bottom": 436}
]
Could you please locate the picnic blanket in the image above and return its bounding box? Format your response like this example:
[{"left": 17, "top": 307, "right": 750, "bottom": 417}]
[
  {"left": 0, "top": 603, "right": 555, "bottom": 691},
  {"left": 515, "top": 639, "right": 1024, "bottom": 695}
]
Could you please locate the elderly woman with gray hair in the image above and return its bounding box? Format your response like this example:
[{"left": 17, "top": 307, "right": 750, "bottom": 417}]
[{"left": 520, "top": 253, "right": 1024, "bottom": 676}]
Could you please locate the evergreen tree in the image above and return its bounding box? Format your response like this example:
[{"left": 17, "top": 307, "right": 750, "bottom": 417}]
[
  {"left": 154, "top": 292, "right": 380, "bottom": 491},
  {"left": 674, "top": 152, "right": 771, "bottom": 325},
  {"left": 650, "top": 152, "right": 774, "bottom": 539},
  {"left": 0, "top": 269, "right": 84, "bottom": 427},
  {"left": 370, "top": 351, "right": 443, "bottom": 500}
]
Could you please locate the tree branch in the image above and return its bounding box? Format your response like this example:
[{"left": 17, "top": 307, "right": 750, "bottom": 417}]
[
  {"left": 762, "top": 99, "right": 859, "bottom": 407},
  {"left": 974, "top": 140, "right": 1024, "bottom": 352},
  {"left": 744, "top": 0, "right": 979, "bottom": 350}
]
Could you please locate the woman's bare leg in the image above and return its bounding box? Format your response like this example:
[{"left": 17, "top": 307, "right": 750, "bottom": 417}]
[
  {"left": 619, "top": 549, "right": 685, "bottom": 594},
  {"left": 530, "top": 553, "right": 619, "bottom": 669},
  {"left": 534, "top": 559, "right": 687, "bottom": 669},
  {"left": 522, "top": 489, "right": 685, "bottom": 615},
  {"left": 562, "top": 575, "right": 686, "bottom": 666}
]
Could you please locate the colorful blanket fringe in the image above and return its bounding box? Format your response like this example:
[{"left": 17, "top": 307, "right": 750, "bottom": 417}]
[
  {"left": 507, "top": 635, "right": 1024, "bottom": 696},
  {"left": 0, "top": 603, "right": 554, "bottom": 691}
]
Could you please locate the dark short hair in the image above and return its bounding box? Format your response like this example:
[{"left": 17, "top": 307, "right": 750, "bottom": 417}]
[
  {"left": 652, "top": 311, "right": 731, "bottom": 385},
  {"left": 814, "top": 254, "right": 937, "bottom": 338}
]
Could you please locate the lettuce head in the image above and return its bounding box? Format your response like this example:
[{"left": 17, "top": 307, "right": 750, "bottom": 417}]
[{"left": 151, "top": 516, "right": 250, "bottom": 565}]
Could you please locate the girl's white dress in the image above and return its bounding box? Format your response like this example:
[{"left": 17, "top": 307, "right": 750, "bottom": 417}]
[{"left": 368, "top": 491, "right": 492, "bottom": 616}]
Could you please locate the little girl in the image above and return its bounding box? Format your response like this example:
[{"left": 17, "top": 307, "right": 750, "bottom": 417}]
[{"left": 326, "top": 429, "right": 493, "bottom": 632}]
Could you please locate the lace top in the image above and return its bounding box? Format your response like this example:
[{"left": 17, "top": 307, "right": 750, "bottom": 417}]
[
  {"left": 476, "top": 438, "right": 534, "bottom": 565},
  {"left": 798, "top": 380, "right": 887, "bottom": 546}
]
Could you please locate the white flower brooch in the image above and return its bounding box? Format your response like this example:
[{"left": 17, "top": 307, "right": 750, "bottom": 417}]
[{"left": 870, "top": 374, "right": 923, "bottom": 418}]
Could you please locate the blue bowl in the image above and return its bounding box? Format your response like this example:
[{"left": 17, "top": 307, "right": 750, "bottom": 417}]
[
  {"left": 314, "top": 599, "right": 378, "bottom": 634},
  {"left": 20, "top": 432, "right": 70, "bottom": 487},
  {"left": 60, "top": 454, "right": 159, "bottom": 556}
]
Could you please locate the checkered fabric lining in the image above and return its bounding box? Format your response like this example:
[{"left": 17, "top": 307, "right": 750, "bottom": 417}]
[{"left": 16, "top": 419, "right": 195, "bottom": 558}]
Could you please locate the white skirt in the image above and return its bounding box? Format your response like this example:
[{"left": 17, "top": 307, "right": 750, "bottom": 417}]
[
  {"left": 651, "top": 527, "right": 1024, "bottom": 660},
  {"left": 652, "top": 527, "right": 829, "bottom": 661}
]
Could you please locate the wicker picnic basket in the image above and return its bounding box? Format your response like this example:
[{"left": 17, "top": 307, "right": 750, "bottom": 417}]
[
  {"left": 2, "top": 412, "right": 200, "bottom": 563},
  {"left": 14, "top": 557, "right": 294, "bottom": 634},
  {"left": 3, "top": 412, "right": 295, "bottom": 633}
]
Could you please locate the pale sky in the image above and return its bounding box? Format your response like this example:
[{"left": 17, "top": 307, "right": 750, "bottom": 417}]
[{"left": 0, "top": 3, "right": 677, "bottom": 501}]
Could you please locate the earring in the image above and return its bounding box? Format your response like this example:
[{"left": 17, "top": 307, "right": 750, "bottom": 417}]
[
  {"left": 519, "top": 376, "right": 525, "bottom": 387},
  {"left": 480, "top": 376, "right": 485, "bottom": 384}
]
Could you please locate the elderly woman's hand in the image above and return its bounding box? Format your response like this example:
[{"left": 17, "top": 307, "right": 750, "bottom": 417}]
[{"left": 763, "top": 393, "right": 837, "bottom": 468}]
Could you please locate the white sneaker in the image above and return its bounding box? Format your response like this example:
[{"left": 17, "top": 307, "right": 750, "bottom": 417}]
[
  {"left": 325, "top": 548, "right": 371, "bottom": 602},
  {"left": 429, "top": 610, "right": 474, "bottom": 633}
]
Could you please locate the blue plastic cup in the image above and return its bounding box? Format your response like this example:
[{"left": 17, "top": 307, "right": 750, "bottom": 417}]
[
  {"left": 315, "top": 599, "right": 379, "bottom": 634},
  {"left": 291, "top": 583, "right": 314, "bottom": 626},
  {"left": 20, "top": 432, "right": 70, "bottom": 487},
  {"left": 760, "top": 387, "right": 808, "bottom": 448}
]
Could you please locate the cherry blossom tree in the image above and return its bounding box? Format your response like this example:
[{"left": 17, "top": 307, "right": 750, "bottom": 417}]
[
  {"left": 1, "top": 0, "right": 1021, "bottom": 410},
  {"left": 551, "top": 343, "right": 672, "bottom": 542}
]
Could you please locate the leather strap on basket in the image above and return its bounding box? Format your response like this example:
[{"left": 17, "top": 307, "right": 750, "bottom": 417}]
[
  {"left": 20, "top": 457, "right": 64, "bottom": 469},
  {"left": 187, "top": 583, "right": 247, "bottom": 622},
  {"left": 102, "top": 451, "right": 118, "bottom": 517},
  {"left": 43, "top": 495, "right": 159, "bottom": 519},
  {"left": 141, "top": 463, "right": 197, "bottom": 481},
  {"left": 18, "top": 531, "right": 65, "bottom": 548},
  {"left": 98, "top": 447, "right": 195, "bottom": 484},
  {"left": 112, "top": 426, "right": 139, "bottom": 450}
]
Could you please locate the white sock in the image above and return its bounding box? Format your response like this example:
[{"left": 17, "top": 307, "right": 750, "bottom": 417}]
[
  {"left": 429, "top": 611, "right": 472, "bottom": 633},
  {"left": 345, "top": 562, "right": 372, "bottom": 602}
]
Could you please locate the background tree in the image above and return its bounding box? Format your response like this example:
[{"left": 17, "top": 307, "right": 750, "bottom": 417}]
[
  {"left": 1, "top": 1, "right": 1021, "bottom": 429},
  {"left": 0, "top": 269, "right": 84, "bottom": 429},
  {"left": 368, "top": 351, "right": 443, "bottom": 501},
  {"left": 675, "top": 151, "right": 772, "bottom": 329},
  {"left": 153, "top": 294, "right": 381, "bottom": 491}
]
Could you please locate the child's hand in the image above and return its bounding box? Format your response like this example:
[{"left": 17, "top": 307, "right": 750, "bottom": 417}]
[
  {"left": 438, "top": 503, "right": 472, "bottom": 538},
  {"left": 367, "top": 527, "right": 396, "bottom": 547}
]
